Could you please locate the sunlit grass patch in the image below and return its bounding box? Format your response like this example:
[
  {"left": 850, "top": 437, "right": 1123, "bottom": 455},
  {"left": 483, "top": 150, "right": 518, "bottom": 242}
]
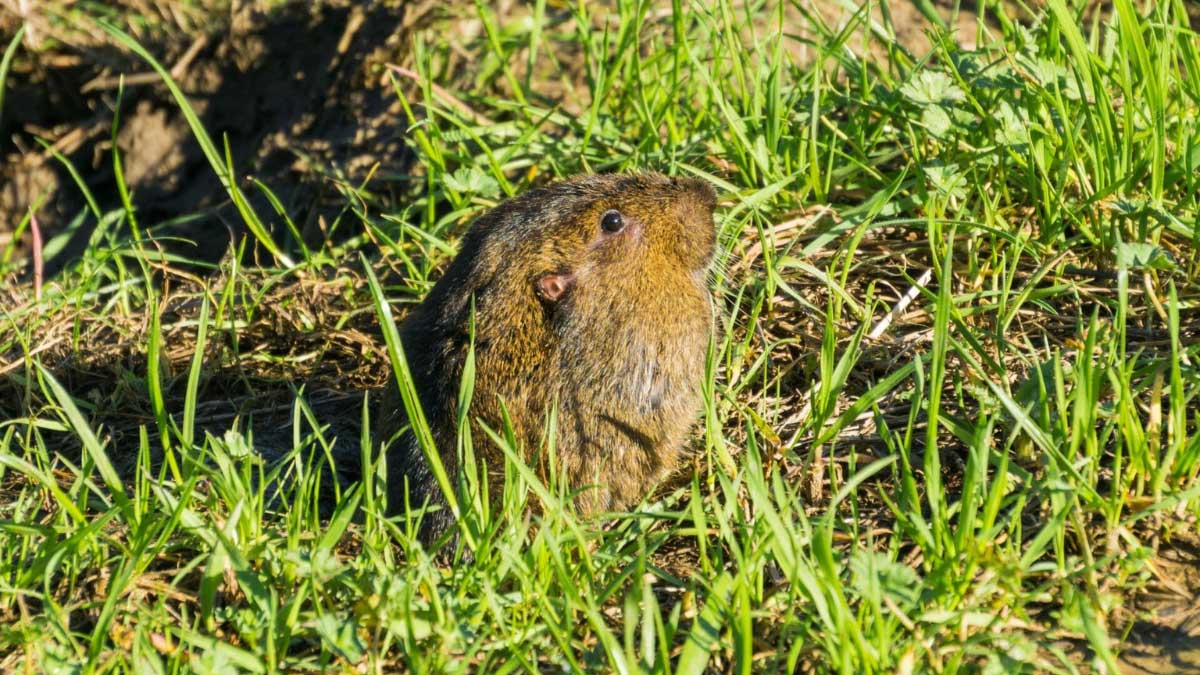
[{"left": 1, "top": 0, "right": 1199, "bottom": 672}]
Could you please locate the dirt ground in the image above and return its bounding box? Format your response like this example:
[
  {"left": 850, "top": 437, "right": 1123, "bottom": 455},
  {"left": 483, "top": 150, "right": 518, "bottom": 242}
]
[
  {"left": 1116, "top": 531, "right": 1200, "bottom": 673},
  {"left": 2, "top": 1, "right": 1198, "bottom": 672},
  {"left": 1, "top": 1, "right": 435, "bottom": 274}
]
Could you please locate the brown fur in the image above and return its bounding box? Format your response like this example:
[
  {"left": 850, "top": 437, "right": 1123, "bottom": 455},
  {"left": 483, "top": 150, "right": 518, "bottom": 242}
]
[{"left": 376, "top": 172, "right": 717, "bottom": 542}]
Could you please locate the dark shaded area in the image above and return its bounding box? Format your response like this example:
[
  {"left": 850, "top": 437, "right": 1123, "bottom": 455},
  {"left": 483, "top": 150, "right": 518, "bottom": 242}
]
[
  {"left": 1116, "top": 533, "right": 1200, "bottom": 674},
  {"left": 1120, "top": 625, "right": 1200, "bottom": 675},
  {"left": 1, "top": 1, "right": 426, "bottom": 276},
  {"left": 0, "top": 265, "right": 390, "bottom": 506}
]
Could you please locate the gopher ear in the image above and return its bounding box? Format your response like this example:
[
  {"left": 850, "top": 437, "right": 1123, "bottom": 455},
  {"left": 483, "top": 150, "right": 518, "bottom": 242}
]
[{"left": 535, "top": 273, "right": 575, "bottom": 303}]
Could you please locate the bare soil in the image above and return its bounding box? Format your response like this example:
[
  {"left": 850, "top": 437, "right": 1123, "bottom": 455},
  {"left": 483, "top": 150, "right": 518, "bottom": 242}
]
[
  {"left": 1, "top": 0, "right": 432, "bottom": 273},
  {"left": 1118, "top": 532, "right": 1200, "bottom": 674}
]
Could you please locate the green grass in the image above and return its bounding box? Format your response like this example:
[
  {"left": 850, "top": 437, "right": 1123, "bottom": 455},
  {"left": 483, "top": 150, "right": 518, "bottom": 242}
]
[{"left": 2, "top": 0, "right": 1199, "bottom": 672}]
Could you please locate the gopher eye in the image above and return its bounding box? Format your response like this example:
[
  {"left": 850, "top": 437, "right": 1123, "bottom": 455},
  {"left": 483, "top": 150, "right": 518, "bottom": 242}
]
[{"left": 600, "top": 209, "right": 624, "bottom": 234}]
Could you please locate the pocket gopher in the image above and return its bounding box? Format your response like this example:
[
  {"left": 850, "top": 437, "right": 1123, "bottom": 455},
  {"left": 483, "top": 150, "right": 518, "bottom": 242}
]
[{"left": 376, "top": 172, "right": 718, "bottom": 543}]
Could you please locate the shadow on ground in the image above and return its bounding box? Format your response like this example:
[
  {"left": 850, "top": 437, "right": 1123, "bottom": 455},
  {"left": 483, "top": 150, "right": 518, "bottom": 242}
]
[{"left": 1, "top": 1, "right": 427, "bottom": 276}]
